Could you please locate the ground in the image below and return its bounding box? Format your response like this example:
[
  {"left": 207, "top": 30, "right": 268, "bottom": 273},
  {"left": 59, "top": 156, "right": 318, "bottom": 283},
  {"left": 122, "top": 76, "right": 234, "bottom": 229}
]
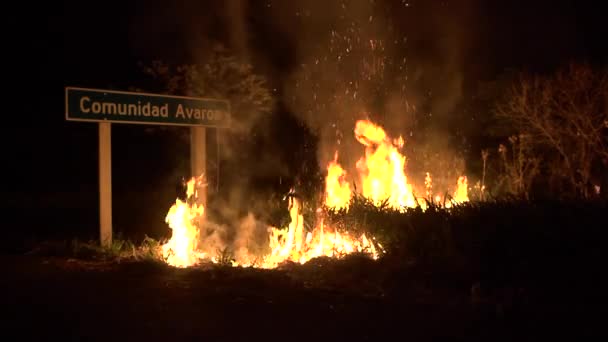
[{"left": 2, "top": 253, "right": 600, "bottom": 341}]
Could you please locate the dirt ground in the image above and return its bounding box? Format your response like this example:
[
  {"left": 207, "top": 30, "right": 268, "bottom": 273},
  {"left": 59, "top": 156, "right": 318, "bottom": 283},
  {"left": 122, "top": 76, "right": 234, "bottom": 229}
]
[{"left": 1, "top": 255, "right": 600, "bottom": 341}]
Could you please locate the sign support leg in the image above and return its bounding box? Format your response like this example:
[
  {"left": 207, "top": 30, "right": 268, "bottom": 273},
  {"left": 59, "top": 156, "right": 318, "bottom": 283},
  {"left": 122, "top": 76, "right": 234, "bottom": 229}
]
[
  {"left": 99, "top": 122, "right": 112, "bottom": 247},
  {"left": 190, "top": 126, "right": 207, "bottom": 208}
]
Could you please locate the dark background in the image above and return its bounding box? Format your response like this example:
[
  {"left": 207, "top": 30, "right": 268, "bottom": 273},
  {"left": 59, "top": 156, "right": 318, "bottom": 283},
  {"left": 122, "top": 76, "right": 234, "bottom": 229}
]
[{"left": 3, "top": 0, "right": 606, "bottom": 244}]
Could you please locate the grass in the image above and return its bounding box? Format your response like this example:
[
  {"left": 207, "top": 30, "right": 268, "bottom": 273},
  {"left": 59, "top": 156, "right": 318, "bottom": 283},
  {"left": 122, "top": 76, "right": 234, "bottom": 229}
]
[
  {"left": 325, "top": 195, "right": 607, "bottom": 284},
  {"left": 25, "top": 234, "right": 168, "bottom": 264},
  {"left": 7, "top": 196, "right": 606, "bottom": 341},
  {"left": 19, "top": 195, "right": 607, "bottom": 293},
  {"left": 215, "top": 247, "right": 236, "bottom": 266}
]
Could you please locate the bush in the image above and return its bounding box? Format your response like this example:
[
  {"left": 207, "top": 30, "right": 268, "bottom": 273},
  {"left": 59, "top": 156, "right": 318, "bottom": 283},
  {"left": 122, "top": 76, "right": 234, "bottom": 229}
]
[{"left": 325, "top": 196, "right": 608, "bottom": 284}]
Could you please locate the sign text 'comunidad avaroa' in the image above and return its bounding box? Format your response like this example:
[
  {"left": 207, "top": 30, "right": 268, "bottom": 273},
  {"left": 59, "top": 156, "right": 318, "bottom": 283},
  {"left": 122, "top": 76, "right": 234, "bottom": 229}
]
[{"left": 65, "top": 87, "right": 231, "bottom": 127}]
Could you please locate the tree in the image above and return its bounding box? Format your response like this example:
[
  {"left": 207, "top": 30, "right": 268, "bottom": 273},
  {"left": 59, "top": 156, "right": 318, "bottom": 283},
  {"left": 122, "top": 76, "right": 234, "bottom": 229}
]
[
  {"left": 495, "top": 63, "right": 608, "bottom": 198},
  {"left": 139, "top": 44, "right": 278, "bottom": 219},
  {"left": 141, "top": 45, "right": 273, "bottom": 134},
  {"left": 495, "top": 134, "right": 540, "bottom": 199}
]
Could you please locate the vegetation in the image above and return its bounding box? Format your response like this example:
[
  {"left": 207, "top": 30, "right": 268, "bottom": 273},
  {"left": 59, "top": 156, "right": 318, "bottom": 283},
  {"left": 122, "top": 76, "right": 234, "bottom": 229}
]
[
  {"left": 21, "top": 62, "right": 606, "bottom": 274},
  {"left": 24, "top": 234, "right": 168, "bottom": 264},
  {"left": 322, "top": 195, "right": 607, "bottom": 304},
  {"left": 25, "top": 195, "right": 605, "bottom": 289},
  {"left": 13, "top": 62, "right": 604, "bottom": 340},
  {"left": 486, "top": 63, "right": 608, "bottom": 199},
  {"left": 135, "top": 43, "right": 281, "bottom": 226},
  {"left": 140, "top": 44, "right": 274, "bottom": 132}
]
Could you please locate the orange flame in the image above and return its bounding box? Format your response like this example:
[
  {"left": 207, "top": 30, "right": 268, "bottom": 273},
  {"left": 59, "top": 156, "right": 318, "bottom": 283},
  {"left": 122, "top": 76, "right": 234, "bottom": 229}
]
[
  {"left": 453, "top": 176, "right": 469, "bottom": 203},
  {"left": 261, "top": 196, "right": 380, "bottom": 268},
  {"left": 160, "top": 119, "right": 469, "bottom": 269},
  {"left": 161, "top": 177, "right": 205, "bottom": 267},
  {"left": 354, "top": 119, "right": 417, "bottom": 210},
  {"left": 325, "top": 152, "right": 352, "bottom": 210},
  {"left": 425, "top": 172, "right": 432, "bottom": 199}
]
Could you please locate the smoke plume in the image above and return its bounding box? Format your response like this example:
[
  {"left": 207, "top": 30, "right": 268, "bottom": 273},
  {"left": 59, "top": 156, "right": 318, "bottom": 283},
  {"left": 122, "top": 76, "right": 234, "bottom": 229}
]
[{"left": 260, "top": 0, "right": 478, "bottom": 185}]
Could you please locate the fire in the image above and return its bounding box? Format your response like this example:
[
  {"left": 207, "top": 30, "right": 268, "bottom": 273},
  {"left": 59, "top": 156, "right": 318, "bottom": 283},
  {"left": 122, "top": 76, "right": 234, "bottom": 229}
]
[
  {"left": 160, "top": 177, "right": 380, "bottom": 269},
  {"left": 425, "top": 172, "right": 432, "bottom": 199},
  {"left": 453, "top": 176, "right": 469, "bottom": 203},
  {"left": 354, "top": 119, "right": 417, "bottom": 210},
  {"left": 161, "top": 177, "right": 206, "bottom": 267},
  {"left": 261, "top": 196, "right": 379, "bottom": 268},
  {"left": 325, "top": 152, "right": 352, "bottom": 210},
  {"left": 443, "top": 176, "right": 469, "bottom": 209},
  {"left": 322, "top": 119, "right": 469, "bottom": 211},
  {"left": 159, "top": 119, "right": 469, "bottom": 269}
]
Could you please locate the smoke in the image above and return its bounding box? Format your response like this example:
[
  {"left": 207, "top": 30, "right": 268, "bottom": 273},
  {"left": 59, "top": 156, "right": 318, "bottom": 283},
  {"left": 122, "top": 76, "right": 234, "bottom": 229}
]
[
  {"left": 141, "top": 1, "right": 482, "bottom": 262},
  {"left": 196, "top": 210, "right": 268, "bottom": 264},
  {"left": 183, "top": 0, "right": 478, "bottom": 210},
  {"left": 258, "top": 0, "right": 478, "bottom": 186},
  {"left": 233, "top": 213, "right": 269, "bottom": 263},
  {"left": 139, "top": 1, "right": 479, "bottom": 235},
  {"left": 198, "top": 220, "right": 228, "bottom": 258},
  {"left": 224, "top": 0, "right": 251, "bottom": 60},
  {"left": 195, "top": 180, "right": 284, "bottom": 264}
]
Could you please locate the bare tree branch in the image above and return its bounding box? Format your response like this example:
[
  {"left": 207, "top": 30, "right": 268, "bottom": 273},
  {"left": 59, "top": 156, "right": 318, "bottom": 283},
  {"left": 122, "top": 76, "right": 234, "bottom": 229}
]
[{"left": 495, "top": 63, "right": 608, "bottom": 198}]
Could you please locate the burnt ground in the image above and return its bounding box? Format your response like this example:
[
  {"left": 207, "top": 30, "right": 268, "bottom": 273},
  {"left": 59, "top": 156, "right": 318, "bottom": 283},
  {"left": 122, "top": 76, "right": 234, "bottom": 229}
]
[{"left": 2, "top": 254, "right": 602, "bottom": 341}]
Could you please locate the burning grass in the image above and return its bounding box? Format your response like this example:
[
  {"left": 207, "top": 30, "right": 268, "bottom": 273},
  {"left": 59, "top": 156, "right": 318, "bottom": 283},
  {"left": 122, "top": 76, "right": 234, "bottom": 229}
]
[
  {"left": 22, "top": 195, "right": 607, "bottom": 317},
  {"left": 11, "top": 202, "right": 606, "bottom": 342},
  {"left": 159, "top": 185, "right": 383, "bottom": 269},
  {"left": 25, "top": 119, "right": 606, "bottom": 277},
  {"left": 156, "top": 119, "right": 470, "bottom": 269}
]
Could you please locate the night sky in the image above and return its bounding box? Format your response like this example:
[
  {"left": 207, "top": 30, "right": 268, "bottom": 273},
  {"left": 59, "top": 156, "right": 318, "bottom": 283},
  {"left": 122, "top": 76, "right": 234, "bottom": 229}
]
[{"left": 4, "top": 0, "right": 606, "bottom": 240}]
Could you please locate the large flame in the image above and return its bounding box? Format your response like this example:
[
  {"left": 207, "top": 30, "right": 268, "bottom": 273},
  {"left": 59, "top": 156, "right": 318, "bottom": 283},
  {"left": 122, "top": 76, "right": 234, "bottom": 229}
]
[
  {"left": 354, "top": 119, "right": 418, "bottom": 210},
  {"left": 323, "top": 119, "right": 469, "bottom": 211},
  {"left": 453, "top": 176, "right": 469, "bottom": 203},
  {"left": 325, "top": 152, "right": 352, "bottom": 210},
  {"left": 160, "top": 178, "right": 379, "bottom": 269},
  {"left": 160, "top": 119, "right": 469, "bottom": 268},
  {"left": 161, "top": 178, "right": 206, "bottom": 267},
  {"left": 261, "top": 196, "right": 379, "bottom": 268}
]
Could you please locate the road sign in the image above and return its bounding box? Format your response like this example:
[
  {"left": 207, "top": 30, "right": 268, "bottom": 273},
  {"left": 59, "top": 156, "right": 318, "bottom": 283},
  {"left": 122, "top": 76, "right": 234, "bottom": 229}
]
[
  {"left": 66, "top": 86, "right": 229, "bottom": 247},
  {"left": 65, "top": 87, "right": 231, "bottom": 127}
]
